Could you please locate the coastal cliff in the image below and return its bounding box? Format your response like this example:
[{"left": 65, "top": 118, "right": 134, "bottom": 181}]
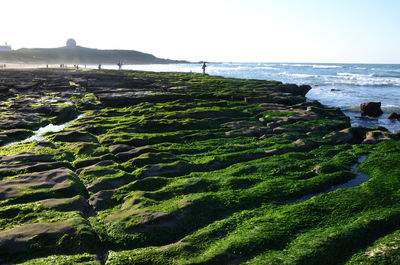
[{"left": 0, "top": 68, "right": 399, "bottom": 264}]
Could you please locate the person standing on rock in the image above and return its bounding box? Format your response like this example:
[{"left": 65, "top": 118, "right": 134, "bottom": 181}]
[
  {"left": 117, "top": 61, "right": 122, "bottom": 70},
  {"left": 202, "top": 62, "right": 207, "bottom": 74},
  {"left": 98, "top": 64, "right": 101, "bottom": 70}
]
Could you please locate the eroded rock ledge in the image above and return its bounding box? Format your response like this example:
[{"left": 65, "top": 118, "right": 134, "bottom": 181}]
[{"left": 0, "top": 68, "right": 399, "bottom": 265}]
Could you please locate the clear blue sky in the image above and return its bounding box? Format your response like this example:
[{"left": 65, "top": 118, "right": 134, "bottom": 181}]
[{"left": 1, "top": 0, "right": 399, "bottom": 63}]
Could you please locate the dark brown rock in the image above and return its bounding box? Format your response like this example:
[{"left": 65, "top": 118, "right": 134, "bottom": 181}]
[
  {"left": 87, "top": 175, "right": 130, "bottom": 193},
  {"left": 0, "top": 152, "right": 54, "bottom": 163},
  {"left": 51, "top": 131, "right": 97, "bottom": 143},
  {"left": 278, "top": 84, "right": 312, "bottom": 97},
  {"left": 0, "top": 222, "right": 74, "bottom": 254},
  {"left": 116, "top": 147, "right": 155, "bottom": 162},
  {"left": 0, "top": 168, "right": 82, "bottom": 201},
  {"left": 360, "top": 102, "right": 383, "bottom": 117},
  {"left": 109, "top": 144, "right": 133, "bottom": 154},
  {"left": 323, "top": 127, "right": 368, "bottom": 145},
  {"left": 222, "top": 121, "right": 262, "bottom": 129},
  {"left": 388, "top": 112, "right": 400, "bottom": 121},
  {"left": 41, "top": 195, "right": 90, "bottom": 212},
  {"left": 89, "top": 190, "right": 115, "bottom": 211},
  {"left": 76, "top": 160, "right": 117, "bottom": 176},
  {"left": 0, "top": 161, "right": 72, "bottom": 179},
  {"left": 35, "top": 141, "right": 56, "bottom": 150},
  {"left": 124, "top": 210, "right": 178, "bottom": 233},
  {"left": 139, "top": 161, "right": 187, "bottom": 178},
  {"left": 362, "top": 130, "right": 393, "bottom": 144},
  {"left": 74, "top": 153, "right": 115, "bottom": 169}
]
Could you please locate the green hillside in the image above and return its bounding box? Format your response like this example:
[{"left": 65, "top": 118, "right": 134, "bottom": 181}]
[{"left": 0, "top": 46, "right": 186, "bottom": 64}]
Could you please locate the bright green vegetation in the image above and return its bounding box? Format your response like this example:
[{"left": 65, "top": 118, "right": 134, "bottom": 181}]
[{"left": 0, "top": 69, "right": 399, "bottom": 264}]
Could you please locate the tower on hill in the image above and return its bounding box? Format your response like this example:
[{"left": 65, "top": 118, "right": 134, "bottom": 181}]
[{"left": 66, "top": 38, "right": 77, "bottom": 47}]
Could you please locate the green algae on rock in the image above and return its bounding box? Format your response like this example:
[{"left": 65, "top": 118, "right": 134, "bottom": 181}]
[{"left": 0, "top": 68, "right": 399, "bottom": 264}]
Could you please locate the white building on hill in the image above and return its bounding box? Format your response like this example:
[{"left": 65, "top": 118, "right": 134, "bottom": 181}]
[{"left": 0, "top": 42, "right": 11, "bottom": 51}]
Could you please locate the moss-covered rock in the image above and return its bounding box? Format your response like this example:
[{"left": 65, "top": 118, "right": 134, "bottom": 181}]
[{"left": 0, "top": 69, "right": 399, "bottom": 264}]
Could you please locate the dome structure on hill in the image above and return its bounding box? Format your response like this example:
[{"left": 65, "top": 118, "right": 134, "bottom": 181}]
[{"left": 66, "top": 38, "right": 77, "bottom": 47}]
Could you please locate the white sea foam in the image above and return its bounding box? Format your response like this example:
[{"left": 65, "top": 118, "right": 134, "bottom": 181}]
[
  {"left": 334, "top": 73, "right": 400, "bottom": 86},
  {"left": 255, "top": 66, "right": 279, "bottom": 70},
  {"left": 290, "top": 73, "right": 316, "bottom": 78},
  {"left": 373, "top": 73, "right": 400, "bottom": 78},
  {"left": 337, "top": 72, "right": 373, "bottom": 77},
  {"left": 312, "top": 65, "right": 342, "bottom": 69},
  {"left": 382, "top": 105, "right": 400, "bottom": 113},
  {"left": 6, "top": 114, "right": 85, "bottom": 146},
  {"left": 291, "top": 64, "right": 313, "bottom": 67},
  {"left": 344, "top": 105, "right": 363, "bottom": 112}
]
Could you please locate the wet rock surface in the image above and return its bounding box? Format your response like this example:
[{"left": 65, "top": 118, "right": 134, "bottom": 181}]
[
  {"left": 388, "top": 112, "right": 400, "bottom": 121},
  {"left": 0, "top": 68, "right": 399, "bottom": 264},
  {"left": 360, "top": 102, "right": 383, "bottom": 117}
]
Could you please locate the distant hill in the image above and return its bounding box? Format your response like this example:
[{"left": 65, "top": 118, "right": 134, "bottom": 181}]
[{"left": 0, "top": 46, "right": 187, "bottom": 64}]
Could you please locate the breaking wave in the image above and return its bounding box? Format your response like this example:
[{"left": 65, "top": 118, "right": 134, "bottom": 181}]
[
  {"left": 311, "top": 64, "right": 342, "bottom": 69},
  {"left": 333, "top": 73, "right": 400, "bottom": 86}
]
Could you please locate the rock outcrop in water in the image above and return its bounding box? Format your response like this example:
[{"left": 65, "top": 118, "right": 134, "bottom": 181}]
[
  {"left": 388, "top": 112, "right": 400, "bottom": 121},
  {"left": 360, "top": 102, "right": 383, "bottom": 117},
  {"left": 0, "top": 69, "right": 399, "bottom": 264}
]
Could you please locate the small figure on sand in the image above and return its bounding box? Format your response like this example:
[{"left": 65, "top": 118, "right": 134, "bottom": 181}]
[
  {"left": 202, "top": 62, "right": 207, "bottom": 74},
  {"left": 98, "top": 64, "right": 102, "bottom": 70},
  {"left": 117, "top": 61, "right": 122, "bottom": 70}
]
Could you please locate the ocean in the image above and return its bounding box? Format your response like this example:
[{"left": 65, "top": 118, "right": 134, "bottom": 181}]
[{"left": 101, "top": 62, "right": 400, "bottom": 133}]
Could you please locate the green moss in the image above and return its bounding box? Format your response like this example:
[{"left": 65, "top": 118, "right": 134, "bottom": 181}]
[
  {"left": 346, "top": 229, "right": 400, "bottom": 265},
  {"left": 1, "top": 69, "right": 399, "bottom": 264},
  {"left": 0, "top": 141, "right": 36, "bottom": 156},
  {"left": 17, "top": 253, "right": 98, "bottom": 265}
]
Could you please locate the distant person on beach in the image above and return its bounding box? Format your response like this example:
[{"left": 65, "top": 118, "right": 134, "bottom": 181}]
[
  {"left": 202, "top": 62, "right": 207, "bottom": 74},
  {"left": 117, "top": 61, "right": 122, "bottom": 70},
  {"left": 98, "top": 64, "right": 102, "bottom": 70}
]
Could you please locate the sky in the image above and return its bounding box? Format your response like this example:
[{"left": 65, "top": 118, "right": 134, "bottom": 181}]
[{"left": 1, "top": 0, "right": 400, "bottom": 63}]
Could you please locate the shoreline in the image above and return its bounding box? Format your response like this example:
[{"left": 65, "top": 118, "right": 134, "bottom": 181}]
[{"left": 2, "top": 64, "right": 399, "bottom": 133}]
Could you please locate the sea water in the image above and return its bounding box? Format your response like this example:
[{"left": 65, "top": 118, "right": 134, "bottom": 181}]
[{"left": 101, "top": 63, "right": 400, "bottom": 133}]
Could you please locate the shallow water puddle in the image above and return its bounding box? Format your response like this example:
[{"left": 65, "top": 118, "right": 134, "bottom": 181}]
[
  {"left": 5, "top": 114, "right": 85, "bottom": 146},
  {"left": 290, "top": 155, "right": 369, "bottom": 203}
]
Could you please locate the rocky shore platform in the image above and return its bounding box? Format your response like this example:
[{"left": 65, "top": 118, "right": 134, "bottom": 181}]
[{"left": 0, "top": 68, "right": 399, "bottom": 264}]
